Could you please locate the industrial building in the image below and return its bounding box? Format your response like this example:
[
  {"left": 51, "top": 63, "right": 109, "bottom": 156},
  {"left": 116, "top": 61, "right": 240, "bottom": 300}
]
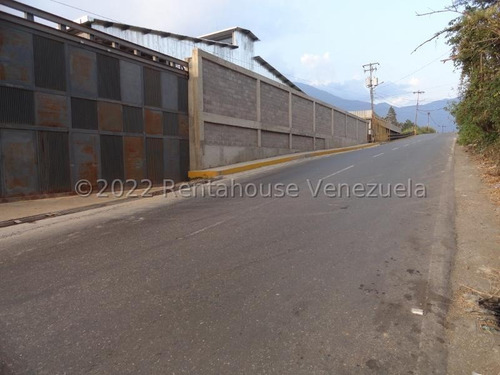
[
  {"left": 74, "top": 17, "right": 301, "bottom": 91},
  {"left": 0, "top": 0, "right": 368, "bottom": 199},
  {"left": 349, "top": 110, "right": 402, "bottom": 142}
]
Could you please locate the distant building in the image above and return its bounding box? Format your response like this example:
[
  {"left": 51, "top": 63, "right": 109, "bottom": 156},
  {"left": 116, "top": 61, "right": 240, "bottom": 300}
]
[
  {"left": 349, "top": 110, "right": 401, "bottom": 142},
  {"left": 75, "top": 18, "right": 301, "bottom": 91}
]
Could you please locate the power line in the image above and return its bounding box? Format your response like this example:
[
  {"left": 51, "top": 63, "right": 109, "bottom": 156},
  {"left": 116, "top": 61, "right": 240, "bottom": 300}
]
[
  {"left": 417, "top": 108, "right": 448, "bottom": 113},
  {"left": 378, "top": 51, "right": 451, "bottom": 88},
  {"left": 429, "top": 113, "right": 446, "bottom": 133},
  {"left": 47, "top": 0, "right": 120, "bottom": 22}
]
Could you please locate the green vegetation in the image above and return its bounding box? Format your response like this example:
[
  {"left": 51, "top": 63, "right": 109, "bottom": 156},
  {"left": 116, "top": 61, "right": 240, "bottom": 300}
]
[
  {"left": 385, "top": 106, "right": 398, "bottom": 126},
  {"left": 424, "top": 0, "right": 499, "bottom": 160},
  {"left": 401, "top": 123, "right": 437, "bottom": 135},
  {"left": 385, "top": 109, "right": 437, "bottom": 135},
  {"left": 417, "top": 126, "right": 437, "bottom": 134}
]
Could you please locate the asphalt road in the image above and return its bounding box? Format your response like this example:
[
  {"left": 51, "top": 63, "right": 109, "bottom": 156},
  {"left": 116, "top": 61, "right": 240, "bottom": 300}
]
[{"left": 0, "top": 134, "right": 457, "bottom": 375}]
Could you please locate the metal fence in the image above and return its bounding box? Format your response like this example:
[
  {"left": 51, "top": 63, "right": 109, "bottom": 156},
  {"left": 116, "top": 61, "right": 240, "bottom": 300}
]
[{"left": 0, "top": 1, "right": 189, "bottom": 199}]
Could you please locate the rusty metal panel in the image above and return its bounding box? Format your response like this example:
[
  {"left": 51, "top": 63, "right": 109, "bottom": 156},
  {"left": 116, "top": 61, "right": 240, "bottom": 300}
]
[
  {"left": 100, "top": 135, "right": 124, "bottom": 182},
  {"left": 178, "top": 114, "right": 189, "bottom": 138},
  {"left": 161, "top": 71, "right": 178, "bottom": 110},
  {"left": 0, "top": 129, "right": 38, "bottom": 196},
  {"left": 144, "top": 108, "right": 162, "bottom": 135},
  {"left": 179, "top": 139, "right": 189, "bottom": 180},
  {"left": 71, "top": 132, "right": 99, "bottom": 187},
  {"left": 71, "top": 98, "right": 98, "bottom": 130},
  {"left": 163, "top": 138, "right": 180, "bottom": 181},
  {"left": 0, "top": 86, "right": 34, "bottom": 125},
  {"left": 98, "top": 101, "right": 123, "bottom": 132},
  {"left": 69, "top": 46, "right": 97, "bottom": 97},
  {"left": 33, "top": 34, "right": 66, "bottom": 91},
  {"left": 163, "top": 112, "right": 178, "bottom": 136},
  {"left": 123, "top": 105, "right": 143, "bottom": 134},
  {"left": 143, "top": 67, "right": 161, "bottom": 108},
  {"left": 124, "top": 136, "right": 145, "bottom": 181},
  {"left": 146, "top": 137, "right": 163, "bottom": 184},
  {"left": 37, "top": 131, "right": 71, "bottom": 193},
  {"left": 178, "top": 76, "right": 188, "bottom": 113},
  {"left": 97, "top": 53, "right": 120, "bottom": 100},
  {"left": 35, "top": 92, "right": 69, "bottom": 128},
  {"left": 120, "top": 60, "right": 142, "bottom": 106},
  {"left": 0, "top": 137, "right": 2, "bottom": 198},
  {"left": 0, "top": 23, "right": 33, "bottom": 86}
]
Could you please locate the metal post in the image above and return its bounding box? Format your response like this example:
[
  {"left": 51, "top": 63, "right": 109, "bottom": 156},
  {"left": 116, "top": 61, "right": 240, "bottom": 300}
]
[
  {"left": 413, "top": 91, "right": 425, "bottom": 135},
  {"left": 363, "top": 62, "right": 380, "bottom": 142}
]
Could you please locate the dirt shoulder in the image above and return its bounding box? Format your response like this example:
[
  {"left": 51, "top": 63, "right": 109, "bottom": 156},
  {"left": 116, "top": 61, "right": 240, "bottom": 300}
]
[{"left": 447, "top": 145, "right": 500, "bottom": 374}]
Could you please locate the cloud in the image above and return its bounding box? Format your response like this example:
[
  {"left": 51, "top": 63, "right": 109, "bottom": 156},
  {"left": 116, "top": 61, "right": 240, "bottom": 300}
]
[
  {"left": 408, "top": 77, "right": 420, "bottom": 86},
  {"left": 300, "top": 52, "right": 331, "bottom": 69},
  {"left": 297, "top": 52, "right": 337, "bottom": 85}
]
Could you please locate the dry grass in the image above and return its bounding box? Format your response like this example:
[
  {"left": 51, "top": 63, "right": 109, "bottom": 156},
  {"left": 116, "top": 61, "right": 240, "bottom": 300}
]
[
  {"left": 457, "top": 267, "right": 500, "bottom": 333},
  {"left": 463, "top": 145, "right": 500, "bottom": 205}
]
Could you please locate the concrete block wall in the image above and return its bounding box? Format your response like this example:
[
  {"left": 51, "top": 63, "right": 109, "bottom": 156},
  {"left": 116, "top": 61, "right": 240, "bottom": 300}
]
[
  {"left": 315, "top": 104, "right": 332, "bottom": 137},
  {"left": 291, "top": 95, "right": 314, "bottom": 133},
  {"left": 261, "top": 130, "right": 289, "bottom": 149},
  {"left": 189, "top": 49, "right": 368, "bottom": 170},
  {"left": 261, "top": 82, "right": 289, "bottom": 129},
  {"left": 203, "top": 60, "right": 257, "bottom": 122}
]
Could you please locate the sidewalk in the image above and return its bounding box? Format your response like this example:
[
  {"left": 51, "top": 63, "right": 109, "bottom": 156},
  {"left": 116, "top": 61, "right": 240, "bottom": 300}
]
[
  {"left": 0, "top": 186, "right": 167, "bottom": 228},
  {"left": 446, "top": 146, "right": 500, "bottom": 374},
  {"left": 188, "top": 142, "right": 378, "bottom": 178},
  {"left": 0, "top": 142, "right": 377, "bottom": 227}
]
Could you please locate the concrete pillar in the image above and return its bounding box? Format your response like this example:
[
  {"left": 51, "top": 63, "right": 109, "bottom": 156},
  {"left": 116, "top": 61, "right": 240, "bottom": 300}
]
[
  {"left": 331, "top": 108, "right": 334, "bottom": 136},
  {"left": 345, "top": 113, "right": 348, "bottom": 138},
  {"left": 289, "top": 92, "right": 293, "bottom": 150},
  {"left": 313, "top": 102, "right": 316, "bottom": 150},
  {"left": 188, "top": 49, "right": 204, "bottom": 171},
  {"left": 256, "top": 80, "right": 261, "bottom": 147}
]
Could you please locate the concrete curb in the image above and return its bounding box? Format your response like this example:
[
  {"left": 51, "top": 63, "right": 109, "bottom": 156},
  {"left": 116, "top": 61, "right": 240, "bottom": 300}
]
[
  {"left": 0, "top": 179, "right": 213, "bottom": 229},
  {"left": 188, "top": 143, "right": 379, "bottom": 179}
]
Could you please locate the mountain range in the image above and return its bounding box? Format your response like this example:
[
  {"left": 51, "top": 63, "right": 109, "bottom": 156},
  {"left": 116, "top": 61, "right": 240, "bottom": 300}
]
[{"left": 296, "top": 82, "right": 457, "bottom": 132}]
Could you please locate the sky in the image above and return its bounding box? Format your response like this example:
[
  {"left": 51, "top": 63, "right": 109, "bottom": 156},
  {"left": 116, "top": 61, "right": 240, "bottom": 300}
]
[{"left": 18, "top": 0, "right": 461, "bottom": 107}]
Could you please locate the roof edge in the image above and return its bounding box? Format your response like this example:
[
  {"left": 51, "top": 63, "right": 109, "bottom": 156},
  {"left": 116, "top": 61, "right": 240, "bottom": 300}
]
[
  {"left": 199, "top": 27, "right": 259, "bottom": 42},
  {"left": 253, "top": 56, "right": 302, "bottom": 92},
  {"left": 75, "top": 17, "right": 239, "bottom": 49}
]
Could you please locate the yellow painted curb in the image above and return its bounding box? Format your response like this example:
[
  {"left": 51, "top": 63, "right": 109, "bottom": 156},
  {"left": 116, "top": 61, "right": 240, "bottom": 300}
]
[{"left": 188, "top": 143, "right": 378, "bottom": 179}]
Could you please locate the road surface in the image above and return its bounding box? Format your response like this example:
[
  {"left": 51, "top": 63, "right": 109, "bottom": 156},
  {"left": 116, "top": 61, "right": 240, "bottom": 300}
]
[{"left": 0, "top": 134, "right": 456, "bottom": 375}]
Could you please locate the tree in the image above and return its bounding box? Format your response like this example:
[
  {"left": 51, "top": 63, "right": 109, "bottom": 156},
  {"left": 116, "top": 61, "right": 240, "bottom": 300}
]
[
  {"left": 416, "top": 0, "right": 500, "bottom": 146},
  {"left": 401, "top": 120, "right": 415, "bottom": 133},
  {"left": 385, "top": 106, "right": 399, "bottom": 127}
]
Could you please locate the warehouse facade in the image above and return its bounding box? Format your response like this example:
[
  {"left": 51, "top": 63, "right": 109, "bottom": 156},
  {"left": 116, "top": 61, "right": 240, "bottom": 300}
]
[
  {"left": 0, "top": 1, "right": 368, "bottom": 199},
  {"left": 0, "top": 2, "right": 189, "bottom": 199}
]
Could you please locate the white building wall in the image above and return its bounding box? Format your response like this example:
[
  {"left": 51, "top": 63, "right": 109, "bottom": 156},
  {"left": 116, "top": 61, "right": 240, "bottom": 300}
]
[
  {"left": 90, "top": 24, "right": 231, "bottom": 61},
  {"left": 89, "top": 24, "right": 285, "bottom": 84}
]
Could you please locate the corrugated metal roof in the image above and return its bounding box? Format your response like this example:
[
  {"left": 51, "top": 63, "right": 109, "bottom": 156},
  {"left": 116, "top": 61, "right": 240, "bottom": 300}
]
[
  {"left": 199, "top": 27, "right": 259, "bottom": 42},
  {"left": 253, "top": 56, "right": 302, "bottom": 92},
  {"left": 74, "top": 16, "right": 238, "bottom": 49}
]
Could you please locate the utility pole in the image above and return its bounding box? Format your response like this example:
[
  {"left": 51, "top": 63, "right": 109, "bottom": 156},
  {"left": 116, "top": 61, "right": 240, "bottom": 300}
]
[
  {"left": 363, "top": 62, "right": 380, "bottom": 142},
  {"left": 413, "top": 91, "right": 425, "bottom": 135},
  {"left": 427, "top": 112, "right": 430, "bottom": 128}
]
